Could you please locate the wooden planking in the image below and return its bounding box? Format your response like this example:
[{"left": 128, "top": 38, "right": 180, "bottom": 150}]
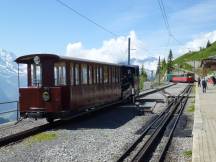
[{"left": 193, "top": 84, "right": 216, "bottom": 162}]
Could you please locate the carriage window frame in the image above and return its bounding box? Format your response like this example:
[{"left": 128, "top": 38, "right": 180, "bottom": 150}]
[
  {"left": 109, "top": 66, "right": 112, "bottom": 84},
  {"left": 93, "top": 65, "right": 97, "bottom": 84},
  {"left": 31, "top": 64, "right": 42, "bottom": 87},
  {"left": 70, "top": 63, "right": 74, "bottom": 85},
  {"left": 112, "top": 67, "right": 116, "bottom": 83},
  {"left": 88, "top": 65, "right": 93, "bottom": 85},
  {"left": 116, "top": 67, "right": 119, "bottom": 83},
  {"left": 99, "top": 66, "right": 103, "bottom": 83},
  {"left": 103, "top": 65, "right": 108, "bottom": 84},
  {"left": 54, "top": 62, "right": 66, "bottom": 86},
  {"left": 96, "top": 65, "right": 100, "bottom": 84},
  {"left": 75, "top": 63, "right": 80, "bottom": 85},
  {"left": 81, "top": 64, "right": 88, "bottom": 85}
]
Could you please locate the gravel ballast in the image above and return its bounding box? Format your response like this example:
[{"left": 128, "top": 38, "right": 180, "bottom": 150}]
[
  {"left": 0, "top": 119, "right": 47, "bottom": 139},
  {"left": 0, "top": 106, "right": 153, "bottom": 162}
]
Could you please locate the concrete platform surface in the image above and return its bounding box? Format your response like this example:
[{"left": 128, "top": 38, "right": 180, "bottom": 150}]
[{"left": 193, "top": 84, "right": 216, "bottom": 162}]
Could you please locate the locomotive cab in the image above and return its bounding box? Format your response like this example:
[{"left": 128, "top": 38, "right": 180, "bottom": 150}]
[
  {"left": 121, "top": 65, "right": 139, "bottom": 100},
  {"left": 15, "top": 54, "right": 66, "bottom": 121}
]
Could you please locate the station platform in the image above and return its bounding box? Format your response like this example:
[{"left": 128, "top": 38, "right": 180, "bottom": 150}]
[{"left": 192, "top": 84, "right": 216, "bottom": 162}]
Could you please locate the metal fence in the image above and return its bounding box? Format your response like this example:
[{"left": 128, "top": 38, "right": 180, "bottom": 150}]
[{"left": 0, "top": 101, "right": 19, "bottom": 121}]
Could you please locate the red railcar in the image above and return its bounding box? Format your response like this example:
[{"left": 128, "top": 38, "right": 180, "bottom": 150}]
[
  {"left": 15, "top": 54, "right": 139, "bottom": 122},
  {"left": 171, "top": 73, "right": 195, "bottom": 83}
]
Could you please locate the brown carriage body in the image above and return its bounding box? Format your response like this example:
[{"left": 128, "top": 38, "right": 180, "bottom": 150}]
[{"left": 15, "top": 54, "right": 138, "bottom": 120}]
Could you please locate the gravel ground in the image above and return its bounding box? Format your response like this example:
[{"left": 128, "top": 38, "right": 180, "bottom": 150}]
[
  {"left": 150, "top": 137, "right": 192, "bottom": 162},
  {"left": 0, "top": 83, "right": 189, "bottom": 162},
  {"left": 165, "top": 137, "right": 192, "bottom": 162},
  {"left": 0, "top": 105, "right": 153, "bottom": 162},
  {"left": 0, "top": 118, "right": 47, "bottom": 138}
]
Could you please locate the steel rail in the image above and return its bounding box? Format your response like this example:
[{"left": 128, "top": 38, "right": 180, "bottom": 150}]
[
  {"left": 116, "top": 84, "right": 190, "bottom": 162},
  {"left": 138, "top": 83, "right": 175, "bottom": 98},
  {"left": 0, "top": 99, "right": 124, "bottom": 147},
  {"left": 116, "top": 100, "right": 175, "bottom": 162},
  {"left": 130, "top": 85, "right": 191, "bottom": 162},
  {"left": 157, "top": 86, "right": 192, "bottom": 162},
  {"left": 0, "top": 122, "right": 57, "bottom": 147}
]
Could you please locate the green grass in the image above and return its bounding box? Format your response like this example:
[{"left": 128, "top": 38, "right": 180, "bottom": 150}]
[
  {"left": 157, "top": 41, "right": 216, "bottom": 76},
  {"left": 26, "top": 132, "right": 57, "bottom": 145},
  {"left": 183, "top": 150, "right": 192, "bottom": 158},
  {"left": 175, "top": 41, "right": 216, "bottom": 63},
  {"left": 188, "top": 104, "right": 195, "bottom": 112},
  {"left": 173, "top": 41, "right": 216, "bottom": 72}
]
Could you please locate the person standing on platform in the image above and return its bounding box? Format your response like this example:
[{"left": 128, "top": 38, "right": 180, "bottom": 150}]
[
  {"left": 201, "top": 77, "right": 207, "bottom": 93},
  {"left": 212, "top": 76, "right": 216, "bottom": 85},
  {"left": 198, "top": 77, "right": 201, "bottom": 87}
]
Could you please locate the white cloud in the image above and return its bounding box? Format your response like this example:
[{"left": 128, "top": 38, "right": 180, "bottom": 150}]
[
  {"left": 177, "top": 30, "right": 216, "bottom": 54},
  {"left": 66, "top": 31, "right": 158, "bottom": 70}
]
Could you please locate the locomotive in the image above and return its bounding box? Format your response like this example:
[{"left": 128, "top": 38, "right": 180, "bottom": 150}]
[
  {"left": 167, "top": 72, "right": 195, "bottom": 83},
  {"left": 15, "top": 54, "right": 139, "bottom": 122}
]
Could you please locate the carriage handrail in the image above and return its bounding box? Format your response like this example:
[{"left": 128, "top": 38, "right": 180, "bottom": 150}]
[
  {"left": 0, "top": 109, "right": 17, "bottom": 115},
  {"left": 0, "top": 100, "right": 19, "bottom": 121},
  {"left": 0, "top": 101, "right": 18, "bottom": 105}
]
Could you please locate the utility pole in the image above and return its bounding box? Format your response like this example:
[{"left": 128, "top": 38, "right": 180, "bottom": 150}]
[
  {"left": 158, "top": 56, "right": 160, "bottom": 85},
  {"left": 128, "top": 37, "right": 131, "bottom": 65}
]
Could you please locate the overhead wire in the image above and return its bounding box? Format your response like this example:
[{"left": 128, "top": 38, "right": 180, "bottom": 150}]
[
  {"left": 157, "top": 0, "right": 182, "bottom": 45},
  {"left": 55, "top": 0, "right": 118, "bottom": 37},
  {"left": 157, "top": 0, "right": 172, "bottom": 36},
  {"left": 157, "top": 0, "right": 193, "bottom": 52},
  {"left": 56, "top": 0, "right": 188, "bottom": 58}
]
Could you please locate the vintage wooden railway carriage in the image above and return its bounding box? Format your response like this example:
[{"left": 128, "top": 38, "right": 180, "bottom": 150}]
[{"left": 15, "top": 54, "right": 139, "bottom": 122}]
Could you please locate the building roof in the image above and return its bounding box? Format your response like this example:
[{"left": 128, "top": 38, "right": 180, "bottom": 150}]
[{"left": 201, "top": 56, "right": 216, "bottom": 69}]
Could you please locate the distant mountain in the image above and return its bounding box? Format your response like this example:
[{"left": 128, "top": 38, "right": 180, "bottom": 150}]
[
  {"left": 0, "top": 49, "right": 19, "bottom": 102},
  {"left": 0, "top": 49, "right": 27, "bottom": 115}
]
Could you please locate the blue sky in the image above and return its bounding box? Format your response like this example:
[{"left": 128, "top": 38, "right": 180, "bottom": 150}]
[{"left": 1, "top": 0, "right": 216, "bottom": 68}]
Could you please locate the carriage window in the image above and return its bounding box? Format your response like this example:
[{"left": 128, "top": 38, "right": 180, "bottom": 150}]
[
  {"left": 96, "top": 66, "right": 99, "bottom": 84},
  {"left": 81, "top": 64, "right": 88, "bottom": 84},
  {"left": 70, "top": 63, "right": 74, "bottom": 85},
  {"left": 54, "top": 63, "right": 66, "bottom": 85},
  {"left": 109, "top": 67, "right": 112, "bottom": 83},
  {"left": 104, "top": 66, "right": 108, "bottom": 83},
  {"left": 112, "top": 67, "right": 116, "bottom": 83},
  {"left": 31, "top": 64, "right": 42, "bottom": 86},
  {"left": 115, "top": 68, "right": 119, "bottom": 83},
  {"left": 89, "top": 65, "right": 92, "bottom": 85},
  {"left": 93, "top": 65, "right": 97, "bottom": 84},
  {"left": 118, "top": 68, "right": 121, "bottom": 83},
  {"left": 75, "top": 64, "right": 80, "bottom": 85},
  {"left": 99, "top": 66, "right": 103, "bottom": 83}
]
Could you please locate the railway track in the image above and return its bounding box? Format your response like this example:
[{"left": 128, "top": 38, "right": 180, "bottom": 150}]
[
  {"left": 0, "top": 99, "right": 123, "bottom": 147},
  {"left": 0, "top": 83, "right": 175, "bottom": 148},
  {"left": 117, "top": 84, "right": 192, "bottom": 162}
]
